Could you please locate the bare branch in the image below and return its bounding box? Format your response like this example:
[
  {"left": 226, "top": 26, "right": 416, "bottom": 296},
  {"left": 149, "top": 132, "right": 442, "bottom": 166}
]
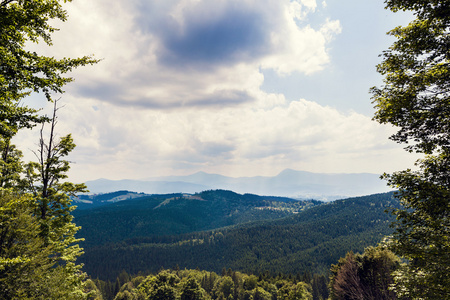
[{"left": 0, "top": 0, "right": 17, "bottom": 8}]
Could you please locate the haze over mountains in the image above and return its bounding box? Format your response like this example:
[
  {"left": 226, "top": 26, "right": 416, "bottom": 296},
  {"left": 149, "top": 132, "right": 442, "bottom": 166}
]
[{"left": 85, "top": 169, "right": 391, "bottom": 200}]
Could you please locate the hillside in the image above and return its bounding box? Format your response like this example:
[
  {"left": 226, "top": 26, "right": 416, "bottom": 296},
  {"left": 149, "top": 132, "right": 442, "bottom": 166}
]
[
  {"left": 74, "top": 190, "right": 150, "bottom": 209},
  {"left": 76, "top": 191, "right": 399, "bottom": 280},
  {"left": 73, "top": 190, "right": 319, "bottom": 247}
]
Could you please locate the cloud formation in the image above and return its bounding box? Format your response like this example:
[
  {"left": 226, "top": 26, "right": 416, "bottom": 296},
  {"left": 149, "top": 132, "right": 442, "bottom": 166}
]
[
  {"left": 16, "top": 0, "right": 417, "bottom": 182},
  {"left": 44, "top": 0, "right": 341, "bottom": 109},
  {"left": 154, "top": 1, "right": 271, "bottom": 66}
]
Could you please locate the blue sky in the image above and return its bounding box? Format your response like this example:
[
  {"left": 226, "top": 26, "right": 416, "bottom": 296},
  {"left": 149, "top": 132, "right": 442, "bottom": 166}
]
[{"left": 19, "top": 0, "right": 417, "bottom": 182}]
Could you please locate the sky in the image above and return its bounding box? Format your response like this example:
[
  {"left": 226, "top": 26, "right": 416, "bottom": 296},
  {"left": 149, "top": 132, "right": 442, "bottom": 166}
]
[{"left": 17, "top": 0, "right": 418, "bottom": 182}]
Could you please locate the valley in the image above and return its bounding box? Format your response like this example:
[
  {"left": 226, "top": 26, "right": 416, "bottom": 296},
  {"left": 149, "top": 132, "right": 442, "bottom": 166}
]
[{"left": 73, "top": 190, "right": 398, "bottom": 281}]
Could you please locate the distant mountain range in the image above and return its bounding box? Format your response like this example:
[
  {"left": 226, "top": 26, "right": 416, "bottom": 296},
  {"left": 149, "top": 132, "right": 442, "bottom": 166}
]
[{"left": 85, "top": 169, "right": 391, "bottom": 200}]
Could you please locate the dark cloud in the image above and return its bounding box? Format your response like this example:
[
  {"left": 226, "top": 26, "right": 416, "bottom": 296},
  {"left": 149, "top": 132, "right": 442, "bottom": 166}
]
[
  {"left": 137, "top": 1, "right": 274, "bottom": 68},
  {"left": 198, "top": 141, "right": 235, "bottom": 158},
  {"left": 73, "top": 83, "right": 123, "bottom": 102},
  {"left": 75, "top": 83, "right": 254, "bottom": 109},
  {"left": 161, "top": 11, "right": 269, "bottom": 66},
  {"left": 188, "top": 89, "right": 255, "bottom": 107}
]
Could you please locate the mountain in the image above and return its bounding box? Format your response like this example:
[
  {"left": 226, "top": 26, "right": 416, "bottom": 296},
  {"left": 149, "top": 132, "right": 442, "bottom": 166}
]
[
  {"left": 74, "top": 190, "right": 150, "bottom": 209},
  {"left": 85, "top": 169, "right": 391, "bottom": 200},
  {"left": 78, "top": 191, "right": 398, "bottom": 280},
  {"left": 83, "top": 179, "right": 209, "bottom": 195},
  {"left": 73, "top": 190, "right": 319, "bottom": 247}
]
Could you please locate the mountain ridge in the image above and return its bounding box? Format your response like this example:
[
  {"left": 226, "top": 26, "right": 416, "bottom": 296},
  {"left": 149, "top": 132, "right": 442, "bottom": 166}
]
[
  {"left": 85, "top": 169, "right": 391, "bottom": 200},
  {"left": 73, "top": 190, "right": 319, "bottom": 247}
]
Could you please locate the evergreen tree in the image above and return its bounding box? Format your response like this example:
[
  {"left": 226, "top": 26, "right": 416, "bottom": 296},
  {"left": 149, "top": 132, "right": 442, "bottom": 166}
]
[{"left": 371, "top": 0, "right": 450, "bottom": 298}]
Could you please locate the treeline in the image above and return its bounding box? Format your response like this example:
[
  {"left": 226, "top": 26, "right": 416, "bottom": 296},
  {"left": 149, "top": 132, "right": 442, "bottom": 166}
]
[
  {"left": 91, "top": 268, "right": 329, "bottom": 300},
  {"left": 80, "top": 192, "right": 399, "bottom": 280},
  {"left": 90, "top": 243, "right": 404, "bottom": 300}
]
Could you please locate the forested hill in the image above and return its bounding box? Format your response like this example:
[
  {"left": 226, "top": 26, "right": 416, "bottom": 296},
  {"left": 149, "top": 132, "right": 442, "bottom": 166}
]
[
  {"left": 77, "top": 192, "right": 399, "bottom": 280},
  {"left": 73, "top": 190, "right": 150, "bottom": 209},
  {"left": 73, "top": 190, "right": 320, "bottom": 247}
]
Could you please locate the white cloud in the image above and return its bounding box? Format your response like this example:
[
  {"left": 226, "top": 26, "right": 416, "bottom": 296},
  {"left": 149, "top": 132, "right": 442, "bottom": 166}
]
[
  {"left": 37, "top": 0, "right": 342, "bottom": 108},
  {"left": 288, "top": 0, "right": 316, "bottom": 21},
  {"left": 14, "top": 0, "right": 416, "bottom": 182},
  {"left": 12, "top": 93, "right": 414, "bottom": 181}
]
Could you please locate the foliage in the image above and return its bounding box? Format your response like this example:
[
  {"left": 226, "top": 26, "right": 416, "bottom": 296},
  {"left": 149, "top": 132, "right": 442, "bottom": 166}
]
[
  {"left": 0, "top": 189, "right": 85, "bottom": 299},
  {"left": 329, "top": 246, "right": 400, "bottom": 300},
  {"left": 383, "top": 154, "right": 450, "bottom": 298},
  {"left": 213, "top": 276, "right": 235, "bottom": 299},
  {"left": 371, "top": 0, "right": 450, "bottom": 155},
  {"left": 84, "top": 279, "right": 104, "bottom": 300},
  {"left": 371, "top": 0, "right": 450, "bottom": 298},
  {"left": 180, "top": 277, "right": 208, "bottom": 300},
  {"left": 0, "top": 190, "right": 51, "bottom": 299},
  {"left": 0, "top": 0, "right": 97, "bottom": 187},
  {"left": 0, "top": 0, "right": 96, "bottom": 298},
  {"left": 94, "top": 268, "right": 320, "bottom": 300}
]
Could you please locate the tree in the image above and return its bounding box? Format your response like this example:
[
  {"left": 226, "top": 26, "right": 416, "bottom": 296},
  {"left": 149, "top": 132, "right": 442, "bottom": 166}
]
[
  {"left": 311, "top": 274, "right": 328, "bottom": 300},
  {"left": 0, "top": 0, "right": 97, "bottom": 298},
  {"left": 252, "top": 286, "right": 272, "bottom": 300},
  {"left": 0, "top": 104, "right": 88, "bottom": 300},
  {"left": 0, "top": 188, "right": 87, "bottom": 299},
  {"left": 287, "top": 282, "right": 312, "bottom": 300},
  {"left": 383, "top": 158, "right": 450, "bottom": 298},
  {"left": 212, "top": 276, "right": 235, "bottom": 299},
  {"left": 0, "top": 190, "right": 52, "bottom": 299},
  {"left": 371, "top": 0, "right": 450, "bottom": 155},
  {"left": 371, "top": 0, "right": 450, "bottom": 298},
  {"left": 329, "top": 247, "right": 400, "bottom": 300},
  {"left": 137, "top": 271, "right": 180, "bottom": 300},
  {"left": 180, "top": 277, "right": 207, "bottom": 300},
  {"left": 0, "top": 0, "right": 97, "bottom": 186},
  {"left": 329, "top": 252, "right": 366, "bottom": 300},
  {"left": 23, "top": 99, "right": 88, "bottom": 298}
]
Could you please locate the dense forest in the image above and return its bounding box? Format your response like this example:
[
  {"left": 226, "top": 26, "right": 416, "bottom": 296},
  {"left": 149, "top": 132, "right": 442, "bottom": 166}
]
[
  {"left": 77, "top": 191, "right": 398, "bottom": 280},
  {"left": 73, "top": 190, "right": 321, "bottom": 247},
  {"left": 92, "top": 241, "right": 403, "bottom": 300}
]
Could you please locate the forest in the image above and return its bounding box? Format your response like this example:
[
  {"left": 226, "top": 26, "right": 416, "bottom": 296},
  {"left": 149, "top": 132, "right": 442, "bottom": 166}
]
[
  {"left": 76, "top": 191, "right": 398, "bottom": 280},
  {"left": 1, "top": 0, "right": 449, "bottom": 299},
  {"left": 72, "top": 190, "right": 321, "bottom": 247},
  {"left": 91, "top": 267, "right": 329, "bottom": 300}
]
